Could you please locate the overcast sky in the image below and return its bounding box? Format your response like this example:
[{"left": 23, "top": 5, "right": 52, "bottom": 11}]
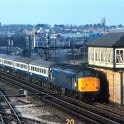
[{"left": 0, "top": 0, "right": 123, "bottom": 25}]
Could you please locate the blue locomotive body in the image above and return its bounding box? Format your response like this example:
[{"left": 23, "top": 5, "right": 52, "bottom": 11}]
[{"left": 50, "top": 67, "right": 77, "bottom": 91}]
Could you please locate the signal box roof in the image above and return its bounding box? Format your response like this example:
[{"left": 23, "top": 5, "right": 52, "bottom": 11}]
[{"left": 87, "top": 32, "right": 124, "bottom": 48}]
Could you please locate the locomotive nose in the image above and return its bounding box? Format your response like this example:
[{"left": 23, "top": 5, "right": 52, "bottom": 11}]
[{"left": 78, "top": 77, "right": 100, "bottom": 92}]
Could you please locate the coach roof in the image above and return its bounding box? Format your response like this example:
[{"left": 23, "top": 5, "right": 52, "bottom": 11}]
[
  {"left": 2, "top": 55, "right": 19, "bottom": 60},
  {"left": 30, "top": 59, "right": 55, "bottom": 68},
  {"left": 14, "top": 57, "right": 36, "bottom": 64}
]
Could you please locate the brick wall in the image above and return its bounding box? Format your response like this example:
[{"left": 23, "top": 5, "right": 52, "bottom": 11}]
[{"left": 93, "top": 67, "right": 121, "bottom": 104}]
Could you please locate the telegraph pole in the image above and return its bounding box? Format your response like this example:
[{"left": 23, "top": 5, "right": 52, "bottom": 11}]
[{"left": 28, "top": 32, "right": 31, "bottom": 58}]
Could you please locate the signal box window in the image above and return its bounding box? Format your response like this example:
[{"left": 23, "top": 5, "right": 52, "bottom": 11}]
[{"left": 116, "top": 50, "right": 124, "bottom": 63}]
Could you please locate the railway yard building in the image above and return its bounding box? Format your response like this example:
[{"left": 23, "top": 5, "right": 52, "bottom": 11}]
[{"left": 87, "top": 32, "right": 124, "bottom": 105}]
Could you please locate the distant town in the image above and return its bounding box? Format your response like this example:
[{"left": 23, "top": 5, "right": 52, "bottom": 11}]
[{"left": 0, "top": 17, "right": 124, "bottom": 63}]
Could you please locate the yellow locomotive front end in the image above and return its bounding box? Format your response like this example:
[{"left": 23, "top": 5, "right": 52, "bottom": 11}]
[
  {"left": 78, "top": 77, "right": 100, "bottom": 92},
  {"left": 77, "top": 77, "right": 100, "bottom": 101}
]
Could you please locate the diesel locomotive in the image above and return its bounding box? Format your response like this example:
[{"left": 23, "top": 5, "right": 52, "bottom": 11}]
[{"left": 0, "top": 54, "right": 100, "bottom": 101}]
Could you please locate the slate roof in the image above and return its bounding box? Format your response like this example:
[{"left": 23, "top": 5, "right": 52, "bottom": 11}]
[{"left": 87, "top": 32, "right": 124, "bottom": 47}]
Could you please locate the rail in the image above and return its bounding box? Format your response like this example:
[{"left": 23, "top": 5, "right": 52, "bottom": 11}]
[
  {"left": 0, "top": 90, "right": 22, "bottom": 124},
  {"left": 0, "top": 72, "right": 122, "bottom": 124}
]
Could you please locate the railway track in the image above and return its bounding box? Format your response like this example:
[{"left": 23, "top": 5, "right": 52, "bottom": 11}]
[
  {"left": 93, "top": 102, "right": 124, "bottom": 117},
  {"left": 0, "top": 71, "right": 124, "bottom": 124},
  {"left": 0, "top": 113, "right": 5, "bottom": 124},
  {"left": 0, "top": 90, "right": 22, "bottom": 124}
]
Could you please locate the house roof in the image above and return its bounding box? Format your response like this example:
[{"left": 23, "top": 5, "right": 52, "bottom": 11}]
[{"left": 87, "top": 32, "right": 124, "bottom": 47}]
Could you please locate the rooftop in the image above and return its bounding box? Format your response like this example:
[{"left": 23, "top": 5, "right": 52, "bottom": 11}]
[{"left": 87, "top": 32, "right": 124, "bottom": 47}]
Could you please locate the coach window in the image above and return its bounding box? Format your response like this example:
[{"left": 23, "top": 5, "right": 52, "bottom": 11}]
[
  {"left": 40, "top": 69, "right": 42, "bottom": 73},
  {"left": 37, "top": 68, "right": 39, "bottom": 72},
  {"left": 23, "top": 65, "right": 25, "bottom": 69},
  {"left": 42, "top": 69, "right": 43, "bottom": 73},
  {"left": 22, "top": 64, "right": 24, "bottom": 68},
  {"left": 44, "top": 69, "right": 46, "bottom": 74},
  {"left": 25, "top": 65, "right": 27, "bottom": 69}
]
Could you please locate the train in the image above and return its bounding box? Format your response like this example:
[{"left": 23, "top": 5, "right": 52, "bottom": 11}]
[{"left": 0, "top": 54, "right": 100, "bottom": 101}]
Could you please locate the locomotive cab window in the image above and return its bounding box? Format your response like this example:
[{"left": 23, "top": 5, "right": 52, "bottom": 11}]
[
  {"left": 77, "top": 71, "right": 84, "bottom": 78},
  {"left": 77, "top": 70, "right": 98, "bottom": 78},
  {"left": 84, "top": 71, "right": 91, "bottom": 76}
]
